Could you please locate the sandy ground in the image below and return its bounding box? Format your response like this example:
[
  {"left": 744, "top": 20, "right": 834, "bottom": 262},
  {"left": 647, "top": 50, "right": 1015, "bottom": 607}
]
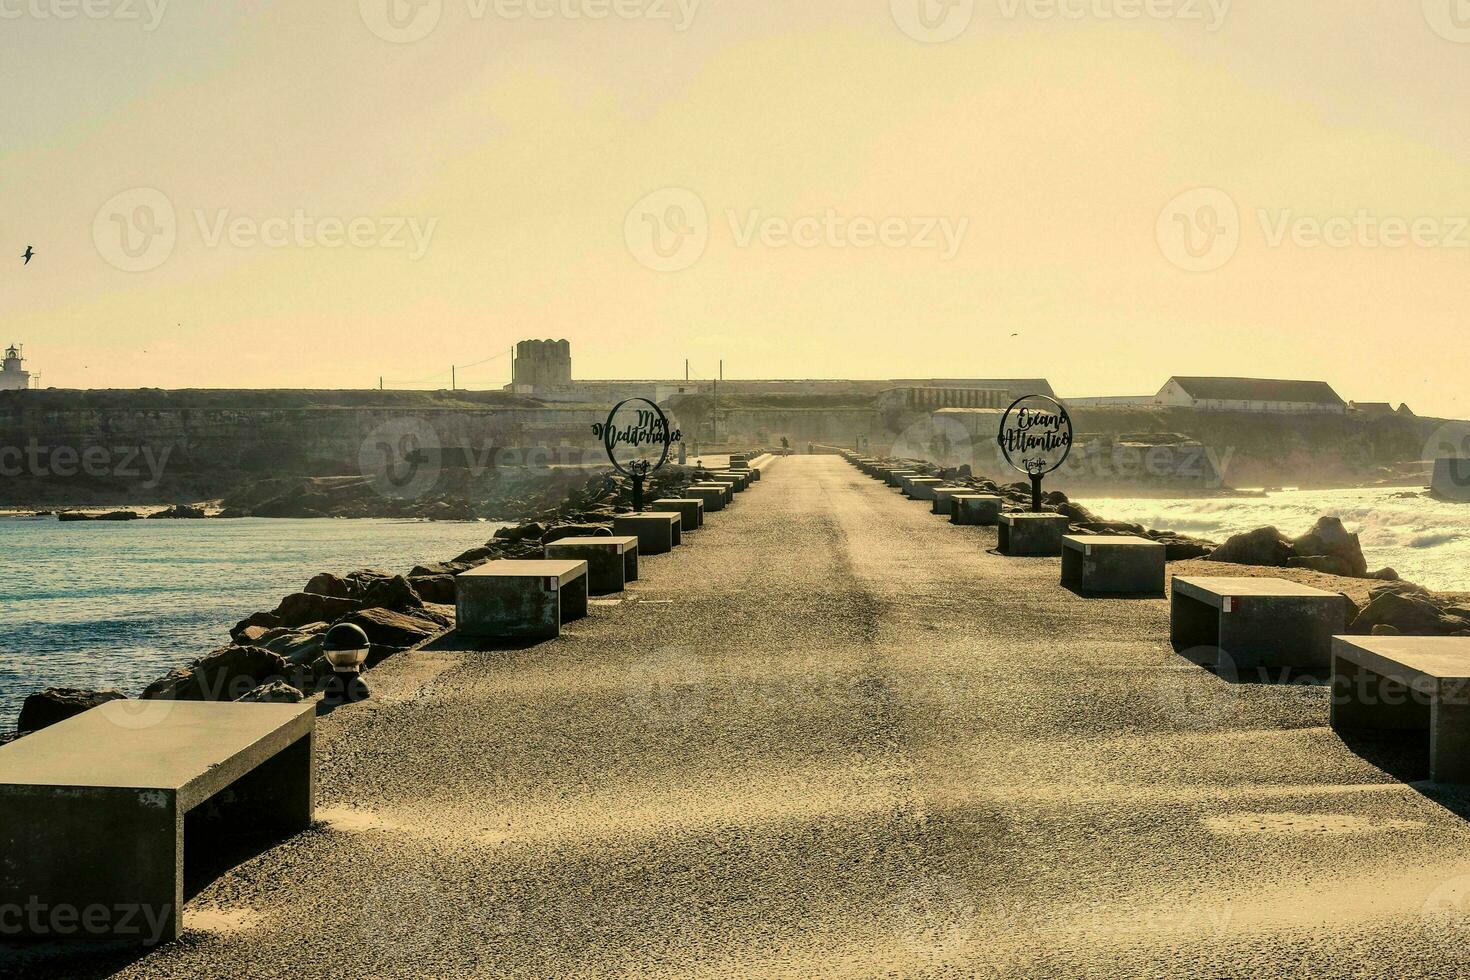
[{"left": 10, "top": 455, "right": 1470, "bottom": 979}]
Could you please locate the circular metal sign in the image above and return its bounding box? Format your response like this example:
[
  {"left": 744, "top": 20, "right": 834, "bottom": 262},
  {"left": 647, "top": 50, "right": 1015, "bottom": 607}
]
[
  {"left": 592, "top": 398, "right": 682, "bottom": 479},
  {"left": 996, "top": 394, "right": 1074, "bottom": 477}
]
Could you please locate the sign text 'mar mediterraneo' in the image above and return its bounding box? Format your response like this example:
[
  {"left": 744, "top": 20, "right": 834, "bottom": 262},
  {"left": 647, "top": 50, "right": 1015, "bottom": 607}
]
[{"left": 591, "top": 398, "right": 682, "bottom": 510}]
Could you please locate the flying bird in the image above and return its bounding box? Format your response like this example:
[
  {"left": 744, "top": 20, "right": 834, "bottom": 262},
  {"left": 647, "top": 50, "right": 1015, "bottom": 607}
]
[{"left": 22, "top": 246, "right": 34, "bottom": 265}]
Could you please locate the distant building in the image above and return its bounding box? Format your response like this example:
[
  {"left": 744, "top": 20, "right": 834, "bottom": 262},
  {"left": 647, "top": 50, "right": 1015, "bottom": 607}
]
[
  {"left": 512, "top": 339, "right": 572, "bottom": 390},
  {"left": 1156, "top": 377, "right": 1346, "bottom": 414},
  {"left": 1350, "top": 401, "right": 1395, "bottom": 417},
  {"left": 1064, "top": 395, "right": 1154, "bottom": 408},
  {"left": 0, "top": 344, "right": 31, "bottom": 391},
  {"left": 892, "top": 378, "right": 1056, "bottom": 400},
  {"left": 878, "top": 387, "right": 1011, "bottom": 412}
]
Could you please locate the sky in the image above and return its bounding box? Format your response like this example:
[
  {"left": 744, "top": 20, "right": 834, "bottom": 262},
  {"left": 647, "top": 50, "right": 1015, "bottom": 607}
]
[{"left": 4, "top": 1, "right": 1470, "bottom": 416}]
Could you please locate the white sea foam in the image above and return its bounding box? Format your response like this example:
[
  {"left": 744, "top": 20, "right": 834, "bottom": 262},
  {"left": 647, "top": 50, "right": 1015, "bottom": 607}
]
[{"left": 1085, "top": 488, "right": 1468, "bottom": 592}]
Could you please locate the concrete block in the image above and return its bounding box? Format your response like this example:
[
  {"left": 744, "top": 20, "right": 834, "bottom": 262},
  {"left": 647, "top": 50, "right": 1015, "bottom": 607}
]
[
  {"left": 930, "top": 487, "right": 969, "bottom": 516},
  {"left": 886, "top": 470, "right": 918, "bottom": 488},
  {"left": 1330, "top": 636, "right": 1470, "bottom": 783},
  {"left": 706, "top": 473, "right": 747, "bottom": 493},
  {"left": 613, "top": 512, "right": 683, "bottom": 555},
  {"left": 544, "top": 536, "right": 640, "bottom": 595},
  {"left": 902, "top": 477, "right": 946, "bottom": 500},
  {"left": 456, "top": 560, "right": 590, "bottom": 640},
  {"left": 651, "top": 498, "right": 704, "bottom": 530},
  {"left": 1171, "top": 576, "right": 1352, "bottom": 675},
  {"left": 685, "top": 485, "right": 728, "bottom": 512},
  {"left": 0, "top": 701, "right": 314, "bottom": 944},
  {"left": 1061, "top": 535, "right": 1166, "bottom": 595},
  {"left": 997, "top": 513, "right": 1070, "bottom": 556},
  {"left": 951, "top": 495, "right": 1003, "bottom": 526}
]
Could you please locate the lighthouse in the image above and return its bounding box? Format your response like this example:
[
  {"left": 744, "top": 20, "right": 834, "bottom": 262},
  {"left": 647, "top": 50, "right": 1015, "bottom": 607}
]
[{"left": 0, "top": 344, "right": 31, "bottom": 391}]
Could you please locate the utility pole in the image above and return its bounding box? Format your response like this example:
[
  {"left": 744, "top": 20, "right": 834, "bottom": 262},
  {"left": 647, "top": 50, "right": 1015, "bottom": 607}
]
[
  {"left": 712, "top": 374, "right": 719, "bottom": 444},
  {"left": 685, "top": 359, "right": 689, "bottom": 382},
  {"left": 452, "top": 365, "right": 456, "bottom": 391},
  {"left": 379, "top": 376, "right": 383, "bottom": 391}
]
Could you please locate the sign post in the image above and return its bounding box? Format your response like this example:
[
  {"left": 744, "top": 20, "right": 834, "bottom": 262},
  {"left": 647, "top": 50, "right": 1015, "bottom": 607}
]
[
  {"left": 996, "top": 394, "right": 1074, "bottom": 512},
  {"left": 592, "top": 398, "right": 683, "bottom": 511}
]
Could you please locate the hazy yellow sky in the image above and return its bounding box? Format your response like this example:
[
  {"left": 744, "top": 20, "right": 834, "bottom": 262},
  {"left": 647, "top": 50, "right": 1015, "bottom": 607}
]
[{"left": 6, "top": 1, "right": 1470, "bottom": 416}]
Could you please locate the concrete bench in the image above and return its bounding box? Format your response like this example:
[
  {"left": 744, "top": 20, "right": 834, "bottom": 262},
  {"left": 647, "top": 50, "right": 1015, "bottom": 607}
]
[
  {"left": 902, "top": 477, "right": 946, "bottom": 501},
  {"left": 1170, "top": 576, "right": 1351, "bottom": 674},
  {"left": 717, "top": 471, "right": 752, "bottom": 490},
  {"left": 613, "top": 512, "right": 683, "bottom": 555},
  {"left": 690, "top": 480, "right": 734, "bottom": 503},
  {"left": 930, "top": 486, "right": 968, "bottom": 516},
  {"left": 706, "top": 473, "right": 747, "bottom": 493},
  {"left": 951, "top": 494, "right": 1003, "bottom": 526},
  {"left": 0, "top": 701, "right": 314, "bottom": 944},
  {"left": 997, "top": 513, "right": 1071, "bottom": 556},
  {"left": 1331, "top": 636, "right": 1470, "bottom": 783},
  {"left": 544, "top": 536, "right": 640, "bottom": 595},
  {"left": 456, "top": 559, "right": 590, "bottom": 640},
  {"left": 651, "top": 498, "right": 705, "bottom": 531},
  {"left": 1061, "top": 535, "right": 1166, "bottom": 595},
  {"left": 886, "top": 470, "right": 918, "bottom": 487},
  {"left": 685, "top": 485, "right": 728, "bottom": 512}
]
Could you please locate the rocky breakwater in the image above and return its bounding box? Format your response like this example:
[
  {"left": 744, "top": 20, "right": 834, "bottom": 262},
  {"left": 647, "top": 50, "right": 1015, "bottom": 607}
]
[{"left": 5, "top": 464, "right": 712, "bottom": 739}]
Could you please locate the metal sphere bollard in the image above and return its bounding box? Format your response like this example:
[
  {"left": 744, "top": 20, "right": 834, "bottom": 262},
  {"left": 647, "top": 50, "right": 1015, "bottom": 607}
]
[{"left": 322, "top": 622, "right": 371, "bottom": 704}]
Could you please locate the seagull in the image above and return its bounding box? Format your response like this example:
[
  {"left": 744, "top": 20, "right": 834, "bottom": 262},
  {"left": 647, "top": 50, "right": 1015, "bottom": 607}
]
[{"left": 22, "top": 246, "right": 34, "bottom": 265}]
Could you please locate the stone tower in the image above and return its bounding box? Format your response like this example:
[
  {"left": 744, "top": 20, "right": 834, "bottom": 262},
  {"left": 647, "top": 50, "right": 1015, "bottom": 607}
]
[
  {"left": 513, "top": 339, "right": 572, "bottom": 388},
  {"left": 0, "top": 344, "right": 30, "bottom": 391}
]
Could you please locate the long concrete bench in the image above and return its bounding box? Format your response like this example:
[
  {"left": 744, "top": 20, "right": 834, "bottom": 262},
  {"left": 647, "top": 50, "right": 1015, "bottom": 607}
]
[
  {"left": 997, "top": 513, "right": 1070, "bottom": 556},
  {"left": 544, "top": 536, "right": 640, "bottom": 595},
  {"left": 1170, "top": 576, "right": 1351, "bottom": 674},
  {"left": 456, "top": 559, "right": 590, "bottom": 640},
  {"left": 0, "top": 701, "right": 315, "bottom": 944},
  {"left": 651, "top": 498, "right": 705, "bottom": 531},
  {"left": 886, "top": 470, "right": 918, "bottom": 488},
  {"left": 685, "top": 485, "right": 728, "bottom": 512},
  {"left": 1331, "top": 636, "right": 1470, "bottom": 783},
  {"left": 1061, "top": 535, "right": 1166, "bottom": 595},
  {"left": 951, "top": 494, "right": 1003, "bottom": 526},
  {"left": 930, "top": 486, "right": 968, "bottom": 516},
  {"left": 706, "top": 473, "right": 747, "bottom": 493},
  {"left": 613, "top": 512, "right": 683, "bottom": 554}
]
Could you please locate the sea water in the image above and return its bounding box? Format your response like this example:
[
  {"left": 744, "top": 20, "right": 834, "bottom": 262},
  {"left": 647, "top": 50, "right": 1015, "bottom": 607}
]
[
  {"left": 1086, "top": 488, "right": 1468, "bottom": 593},
  {"left": 0, "top": 518, "right": 501, "bottom": 731}
]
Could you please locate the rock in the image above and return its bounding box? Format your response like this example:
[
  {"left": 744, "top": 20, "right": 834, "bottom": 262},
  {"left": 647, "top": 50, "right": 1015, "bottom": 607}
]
[
  {"left": 304, "top": 572, "right": 355, "bottom": 599},
  {"left": 1286, "top": 555, "right": 1355, "bottom": 577},
  {"left": 1291, "top": 516, "right": 1368, "bottom": 578},
  {"left": 408, "top": 574, "right": 456, "bottom": 604},
  {"left": 1158, "top": 537, "right": 1215, "bottom": 562},
  {"left": 236, "top": 625, "right": 274, "bottom": 645},
  {"left": 543, "top": 524, "right": 613, "bottom": 544},
  {"left": 236, "top": 681, "right": 304, "bottom": 704},
  {"left": 17, "top": 688, "right": 127, "bottom": 733},
  {"left": 336, "top": 608, "right": 441, "bottom": 648},
  {"left": 1057, "top": 501, "right": 1101, "bottom": 524},
  {"left": 1369, "top": 568, "right": 1400, "bottom": 581},
  {"left": 257, "top": 629, "right": 326, "bottom": 665},
  {"left": 96, "top": 511, "right": 142, "bottom": 521},
  {"left": 142, "top": 645, "right": 294, "bottom": 702},
  {"left": 494, "top": 522, "right": 548, "bottom": 543},
  {"left": 1207, "top": 526, "right": 1293, "bottom": 567},
  {"left": 231, "top": 610, "right": 283, "bottom": 642},
  {"left": 409, "top": 561, "right": 473, "bottom": 578},
  {"left": 1372, "top": 624, "right": 1403, "bottom": 636},
  {"left": 452, "top": 546, "right": 498, "bottom": 565},
  {"left": 272, "top": 592, "right": 363, "bottom": 628},
  {"left": 1350, "top": 592, "right": 1463, "bottom": 637},
  {"left": 359, "top": 575, "right": 423, "bottom": 611},
  {"left": 148, "top": 504, "right": 206, "bottom": 520},
  {"left": 344, "top": 569, "right": 395, "bottom": 595}
]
